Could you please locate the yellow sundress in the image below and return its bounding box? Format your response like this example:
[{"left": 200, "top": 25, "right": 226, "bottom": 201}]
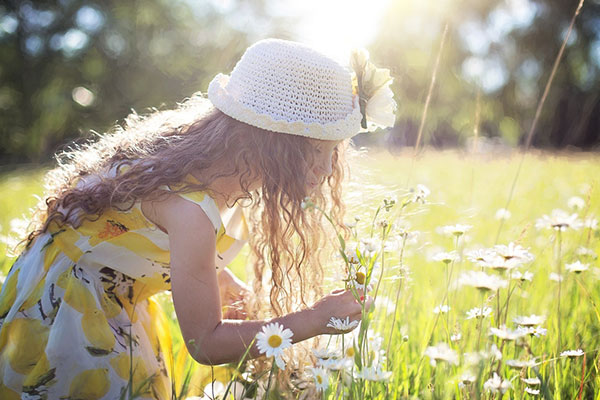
[{"left": 0, "top": 172, "right": 248, "bottom": 399}]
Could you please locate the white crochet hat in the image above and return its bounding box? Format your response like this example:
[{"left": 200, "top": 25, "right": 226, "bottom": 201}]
[{"left": 208, "top": 38, "right": 363, "bottom": 141}]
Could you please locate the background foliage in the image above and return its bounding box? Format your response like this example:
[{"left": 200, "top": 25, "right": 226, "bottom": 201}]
[{"left": 0, "top": 0, "right": 599, "bottom": 164}]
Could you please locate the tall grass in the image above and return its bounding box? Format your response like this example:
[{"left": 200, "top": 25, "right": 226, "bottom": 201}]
[{"left": 1, "top": 150, "right": 599, "bottom": 398}]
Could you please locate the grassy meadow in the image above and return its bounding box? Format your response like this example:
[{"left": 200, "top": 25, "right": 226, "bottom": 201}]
[{"left": 1, "top": 149, "right": 599, "bottom": 399}]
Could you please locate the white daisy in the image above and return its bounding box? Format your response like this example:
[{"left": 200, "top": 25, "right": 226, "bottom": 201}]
[
  {"left": 433, "top": 304, "right": 450, "bottom": 314},
  {"left": 343, "top": 243, "right": 360, "bottom": 264},
  {"left": 451, "top": 332, "right": 462, "bottom": 342},
  {"left": 312, "top": 347, "right": 340, "bottom": 360},
  {"left": 535, "top": 209, "right": 582, "bottom": 231},
  {"left": 480, "top": 255, "right": 523, "bottom": 272},
  {"left": 513, "top": 314, "right": 546, "bottom": 327},
  {"left": 459, "top": 271, "right": 508, "bottom": 292},
  {"left": 565, "top": 260, "right": 589, "bottom": 273},
  {"left": 466, "top": 306, "right": 493, "bottom": 319},
  {"left": 432, "top": 251, "right": 460, "bottom": 264},
  {"left": 360, "top": 237, "right": 381, "bottom": 255},
  {"left": 366, "top": 331, "right": 384, "bottom": 353},
  {"left": 567, "top": 196, "right": 585, "bottom": 210},
  {"left": 343, "top": 344, "right": 357, "bottom": 360},
  {"left": 505, "top": 359, "right": 537, "bottom": 368},
  {"left": 466, "top": 248, "right": 496, "bottom": 264},
  {"left": 517, "top": 325, "right": 547, "bottom": 337},
  {"left": 549, "top": 272, "right": 563, "bottom": 282},
  {"left": 460, "top": 373, "right": 476, "bottom": 384},
  {"left": 439, "top": 224, "right": 472, "bottom": 237},
  {"left": 197, "top": 381, "right": 246, "bottom": 400},
  {"left": 424, "top": 342, "right": 459, "bottom": 367},
  {"left": 488, "top": 344, "right": 503, "bottom": 360},
  {"left": 319, "top": 357, "right": 353, "bottom": 371},
  {"left": 310, "top": 367, "right": 329, "bottom": 391},
  {"left": 560, "top": 349, "right": 584, "bottom": 358},
  {"left": 483, "top": 372, "right": 512, "bottom": 394},
  {"left": 410, "top": 184, "right": 430, "bottom": 204},
  {"left": 354, "top": 366, "right": 392, "bottom": 381},
  {"left": 584, "top": 217, "right": 598, "bottom": 230},
  {"left": 511, "top": 270, "right": 534, "bottom": 282},
  {"left": 493, "top": 242, "right": 535, "bottom": 263},
  {"left": 531, "top": 326, "right": 547, "bottom": 337},
  {"left": 364, "top": 80, "right": 396, "bottom": 130},
  {"left": 326, "top": 316, "right": 359, "bottom": 332},
  {"left": 525, "top": 387, "right": 540, "bottom": 395},
  {"left": 348, "top": 268, "right": 372, "bottom": 291},
  {"left": 466, "top": 343, "right": 503, "bottom": 366},
  {"left": 522, "top": 377, "right": 541, "bottom": 385},
  {"left": 198, "top": 380, "right": 225, "bottom": 400},
  {"left": 255, "top": 323, "right": 293, "bottom": 359},
  {"left": 495, "top": 208, "right": 512, "bottom": 220},
  {"left": 490, "top": 325, "right": 528, "bottom": 341}
]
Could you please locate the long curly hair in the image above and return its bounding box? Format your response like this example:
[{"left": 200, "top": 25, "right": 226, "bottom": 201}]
[{"left": 25, "top": 94, "right": 348, "bottom": 319}]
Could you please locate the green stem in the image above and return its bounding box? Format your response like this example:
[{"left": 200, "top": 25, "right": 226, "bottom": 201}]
[
  {"left": 370, "top": 206, "right": 382, "bottom": 238},
  {"left": 556, "top": 230, "right": 563, "bottom": 353},
  {"left": 475, "top": 292, "right": 486, "bottom": 351},
  {"left": 263, "top": 362, "right": 276, "bottom": 400},
  {"left": 385, "top": 236, "right": 407, "bottom": 366},
  {"left": 372, "top": 224, "right": 389, "bottom": 303}
]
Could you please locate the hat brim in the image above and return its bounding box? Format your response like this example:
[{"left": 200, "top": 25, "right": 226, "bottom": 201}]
[{"left": 207, "top": 73, "right": 363, "bottom": 141}]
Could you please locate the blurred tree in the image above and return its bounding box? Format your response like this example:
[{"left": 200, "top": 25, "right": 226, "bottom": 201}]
[
  {"left": 0, "top": 0, "right": 293, "bottom": 163},
  {"left": 369, "top": 0, "right": 600, "bottom": 150}
]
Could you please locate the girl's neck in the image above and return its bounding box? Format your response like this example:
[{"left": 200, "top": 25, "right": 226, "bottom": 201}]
[{"left": 190, "top": 171, "right": 244, "bottom": 213}]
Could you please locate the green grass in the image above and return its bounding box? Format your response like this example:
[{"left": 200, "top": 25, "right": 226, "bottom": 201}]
[{"left": 1, "top": 150, "right": 599, "bottom": 399}]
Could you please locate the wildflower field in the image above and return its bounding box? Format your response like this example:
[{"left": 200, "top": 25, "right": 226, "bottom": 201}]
[{"left": 1, "top": 149, "right": 599, "bottom": 399}]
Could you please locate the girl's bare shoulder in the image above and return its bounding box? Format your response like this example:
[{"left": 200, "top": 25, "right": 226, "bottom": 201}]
[{"left": 140, "top": 191, "right": 215, "bottom": 237}]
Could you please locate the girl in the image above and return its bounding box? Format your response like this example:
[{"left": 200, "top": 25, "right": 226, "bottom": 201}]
[{"left": 0, "top": 38, "right": 393, "bottom": 398}]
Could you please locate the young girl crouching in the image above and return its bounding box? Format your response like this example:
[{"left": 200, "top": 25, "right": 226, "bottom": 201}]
[{"left": 0, "top": 38, "right": 395, "bottom": 398}]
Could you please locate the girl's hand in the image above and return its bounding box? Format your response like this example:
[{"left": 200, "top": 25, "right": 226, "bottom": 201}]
[
  {"left": 309, "top": 289, "right": 374, "bottom": 335},
  {"left": 217, "top": 267, "right": 251, "bottom": 320}
]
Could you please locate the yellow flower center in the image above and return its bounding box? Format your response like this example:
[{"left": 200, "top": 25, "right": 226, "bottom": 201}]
[
  {"left": 355, "top": 271, "right": 366, "bottom": 285},
  {"left": 268, "top": 335, "right": 282, "bottom": 348},
  {"left": 317, "top": 375, "right": 323, "bottom": 384},
  {"left": 346, "top": 347, "right": 355, "bottom": 357}
]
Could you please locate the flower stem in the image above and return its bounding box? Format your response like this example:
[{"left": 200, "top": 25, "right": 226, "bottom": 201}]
[
  {"left": 372, "top": 224, "right": 389, "bottom": 303},
  {"left": 556, "top": 230, "right": 563, "bottom": 353},
  {"left": 370, "top": 206, "right": 382, "bottom": 238},
  {"left": 496, "top": 288, "right": 501, "bottom": 329},
  {"left": 263, "top": 362, "right": 276, "bottom": 400},
  {"left": 386, "top": 236, "right": 407, "bottom": 366},
  {"left": 475, "top": 292, "right": 486, "bottom": 351}
]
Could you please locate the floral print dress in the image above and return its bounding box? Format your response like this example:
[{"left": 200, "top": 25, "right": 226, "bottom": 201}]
[{"left": 0, "top": 173, "right": 248, "bottom": 399}]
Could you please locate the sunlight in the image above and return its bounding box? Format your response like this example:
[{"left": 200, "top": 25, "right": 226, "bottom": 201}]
[{"left": 271, "top": 0, "right": 391, "bottom": 64}]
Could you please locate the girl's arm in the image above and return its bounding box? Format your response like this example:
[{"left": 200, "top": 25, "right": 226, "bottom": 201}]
[{"left": 152, "top": 193, "right": 367, "bottom": 365}]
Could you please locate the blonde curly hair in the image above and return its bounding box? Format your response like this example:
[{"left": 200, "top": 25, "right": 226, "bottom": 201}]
[{"left": 24, "top": 94, "right": 348, "bottom": 321}]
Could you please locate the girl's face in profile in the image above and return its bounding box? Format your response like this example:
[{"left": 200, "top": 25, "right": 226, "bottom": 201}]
[{"left": 306, "top": 139, "right": 342, "bottom": 190}]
